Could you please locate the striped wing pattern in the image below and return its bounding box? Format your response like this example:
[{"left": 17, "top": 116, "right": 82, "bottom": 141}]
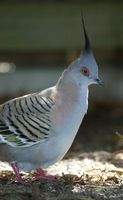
[{"left": 0, "top": 94, "right": 54, "bottom": 147}]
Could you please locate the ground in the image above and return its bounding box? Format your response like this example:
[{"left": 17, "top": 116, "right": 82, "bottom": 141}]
[{"left": 0, "top": 102, "right": 123, "bottom": 200}]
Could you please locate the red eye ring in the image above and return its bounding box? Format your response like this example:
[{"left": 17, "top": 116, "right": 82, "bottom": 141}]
[{"left": 82, "top": 67, "right": 89, "bottom": 76}]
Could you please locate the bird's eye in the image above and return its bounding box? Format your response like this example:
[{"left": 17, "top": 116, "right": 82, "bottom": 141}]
[{"left": 81, "top": 67, "right": 89, "bottom": 76}]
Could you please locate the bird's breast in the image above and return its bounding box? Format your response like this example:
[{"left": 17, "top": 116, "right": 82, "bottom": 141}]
[
  {"left": 51, "top": 88, "right": 88, "bottom": 138},
  {"left": 45, "top": 91, "right": 88, "bottom": 164}
]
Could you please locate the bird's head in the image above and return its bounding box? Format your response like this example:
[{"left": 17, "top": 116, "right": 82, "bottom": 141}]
[{"left": 68, "top": 17, "right": 103, "bottom": 87}]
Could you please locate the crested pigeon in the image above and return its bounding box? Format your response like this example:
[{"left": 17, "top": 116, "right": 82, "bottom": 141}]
[{"left": 0, "top": 18, "right": 103, "bottom": 182}]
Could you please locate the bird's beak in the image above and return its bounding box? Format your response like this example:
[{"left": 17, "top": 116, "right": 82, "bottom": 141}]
[{"left": 95, "top": 78, "right": 104, "bottom": 86}]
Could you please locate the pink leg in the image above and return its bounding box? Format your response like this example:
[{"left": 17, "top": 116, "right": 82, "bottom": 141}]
[
  {"left": 32, "top": 168, "right": 61, "bottom": 181},
  {"left": 10, "top": 161, "right": 22, "bottom": 182},
  {"left": 10, "top": 161, "right": 29, "bottom": 184},
  {"left": 10, "top": 162, "right": 60, "bottom": 182}
]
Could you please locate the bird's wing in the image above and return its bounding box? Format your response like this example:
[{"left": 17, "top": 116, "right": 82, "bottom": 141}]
[{"left": 0, "top": 94, "right": 54, "bottom": 147}]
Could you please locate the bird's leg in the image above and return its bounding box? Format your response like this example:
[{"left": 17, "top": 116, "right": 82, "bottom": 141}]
[
  {"left": 32, "top": 168, "right": 61, "bottom": 181},
  {"left": 10, "top": 162, "right": 60, "bottom": 182},
  {"left": 10, "top": 161, "right": 26, "bottom": 183}
]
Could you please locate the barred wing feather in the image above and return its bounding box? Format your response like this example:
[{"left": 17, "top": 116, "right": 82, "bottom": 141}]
[{"left": 0, "top": 94, "right": 54, "bottom": 147}]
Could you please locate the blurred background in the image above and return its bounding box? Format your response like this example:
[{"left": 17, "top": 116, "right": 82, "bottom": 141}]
[{"left": 0, "top": 0, "right": 123, "bottom": 152}]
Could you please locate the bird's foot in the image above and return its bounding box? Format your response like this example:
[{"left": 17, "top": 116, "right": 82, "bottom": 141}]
[
  {"left": 10, "top": 162, "right": 60, "bottom": 183},
  {"left": 10, "top": 161, "right": 30, "bottom": 184},
  {"left": 32, "top": 168, "right": 61, "bottom": 181}
]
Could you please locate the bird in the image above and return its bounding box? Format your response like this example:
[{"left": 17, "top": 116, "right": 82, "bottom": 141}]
[{"left": 0, "top": 17, "right": 103, "bottom": 183}]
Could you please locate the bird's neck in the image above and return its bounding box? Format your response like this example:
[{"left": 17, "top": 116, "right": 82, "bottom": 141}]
[{"left": 56, "top": 69, "right": 88, "bottom": 103}]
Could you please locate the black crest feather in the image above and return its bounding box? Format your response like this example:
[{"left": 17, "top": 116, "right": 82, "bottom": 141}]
[{"left": 81, "top": 12, "right": 91, "bottom": 54}]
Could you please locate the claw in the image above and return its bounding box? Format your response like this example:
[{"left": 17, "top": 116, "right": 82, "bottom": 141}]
[
  {"left": 10, "top": 162, "right": 60, "bottom": 183},
  {"left": 10, "top": 161, "right": 30, "bottom": 184},
  {"left": 32, "top": 168, "right": 61, "bottom": 181}
]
